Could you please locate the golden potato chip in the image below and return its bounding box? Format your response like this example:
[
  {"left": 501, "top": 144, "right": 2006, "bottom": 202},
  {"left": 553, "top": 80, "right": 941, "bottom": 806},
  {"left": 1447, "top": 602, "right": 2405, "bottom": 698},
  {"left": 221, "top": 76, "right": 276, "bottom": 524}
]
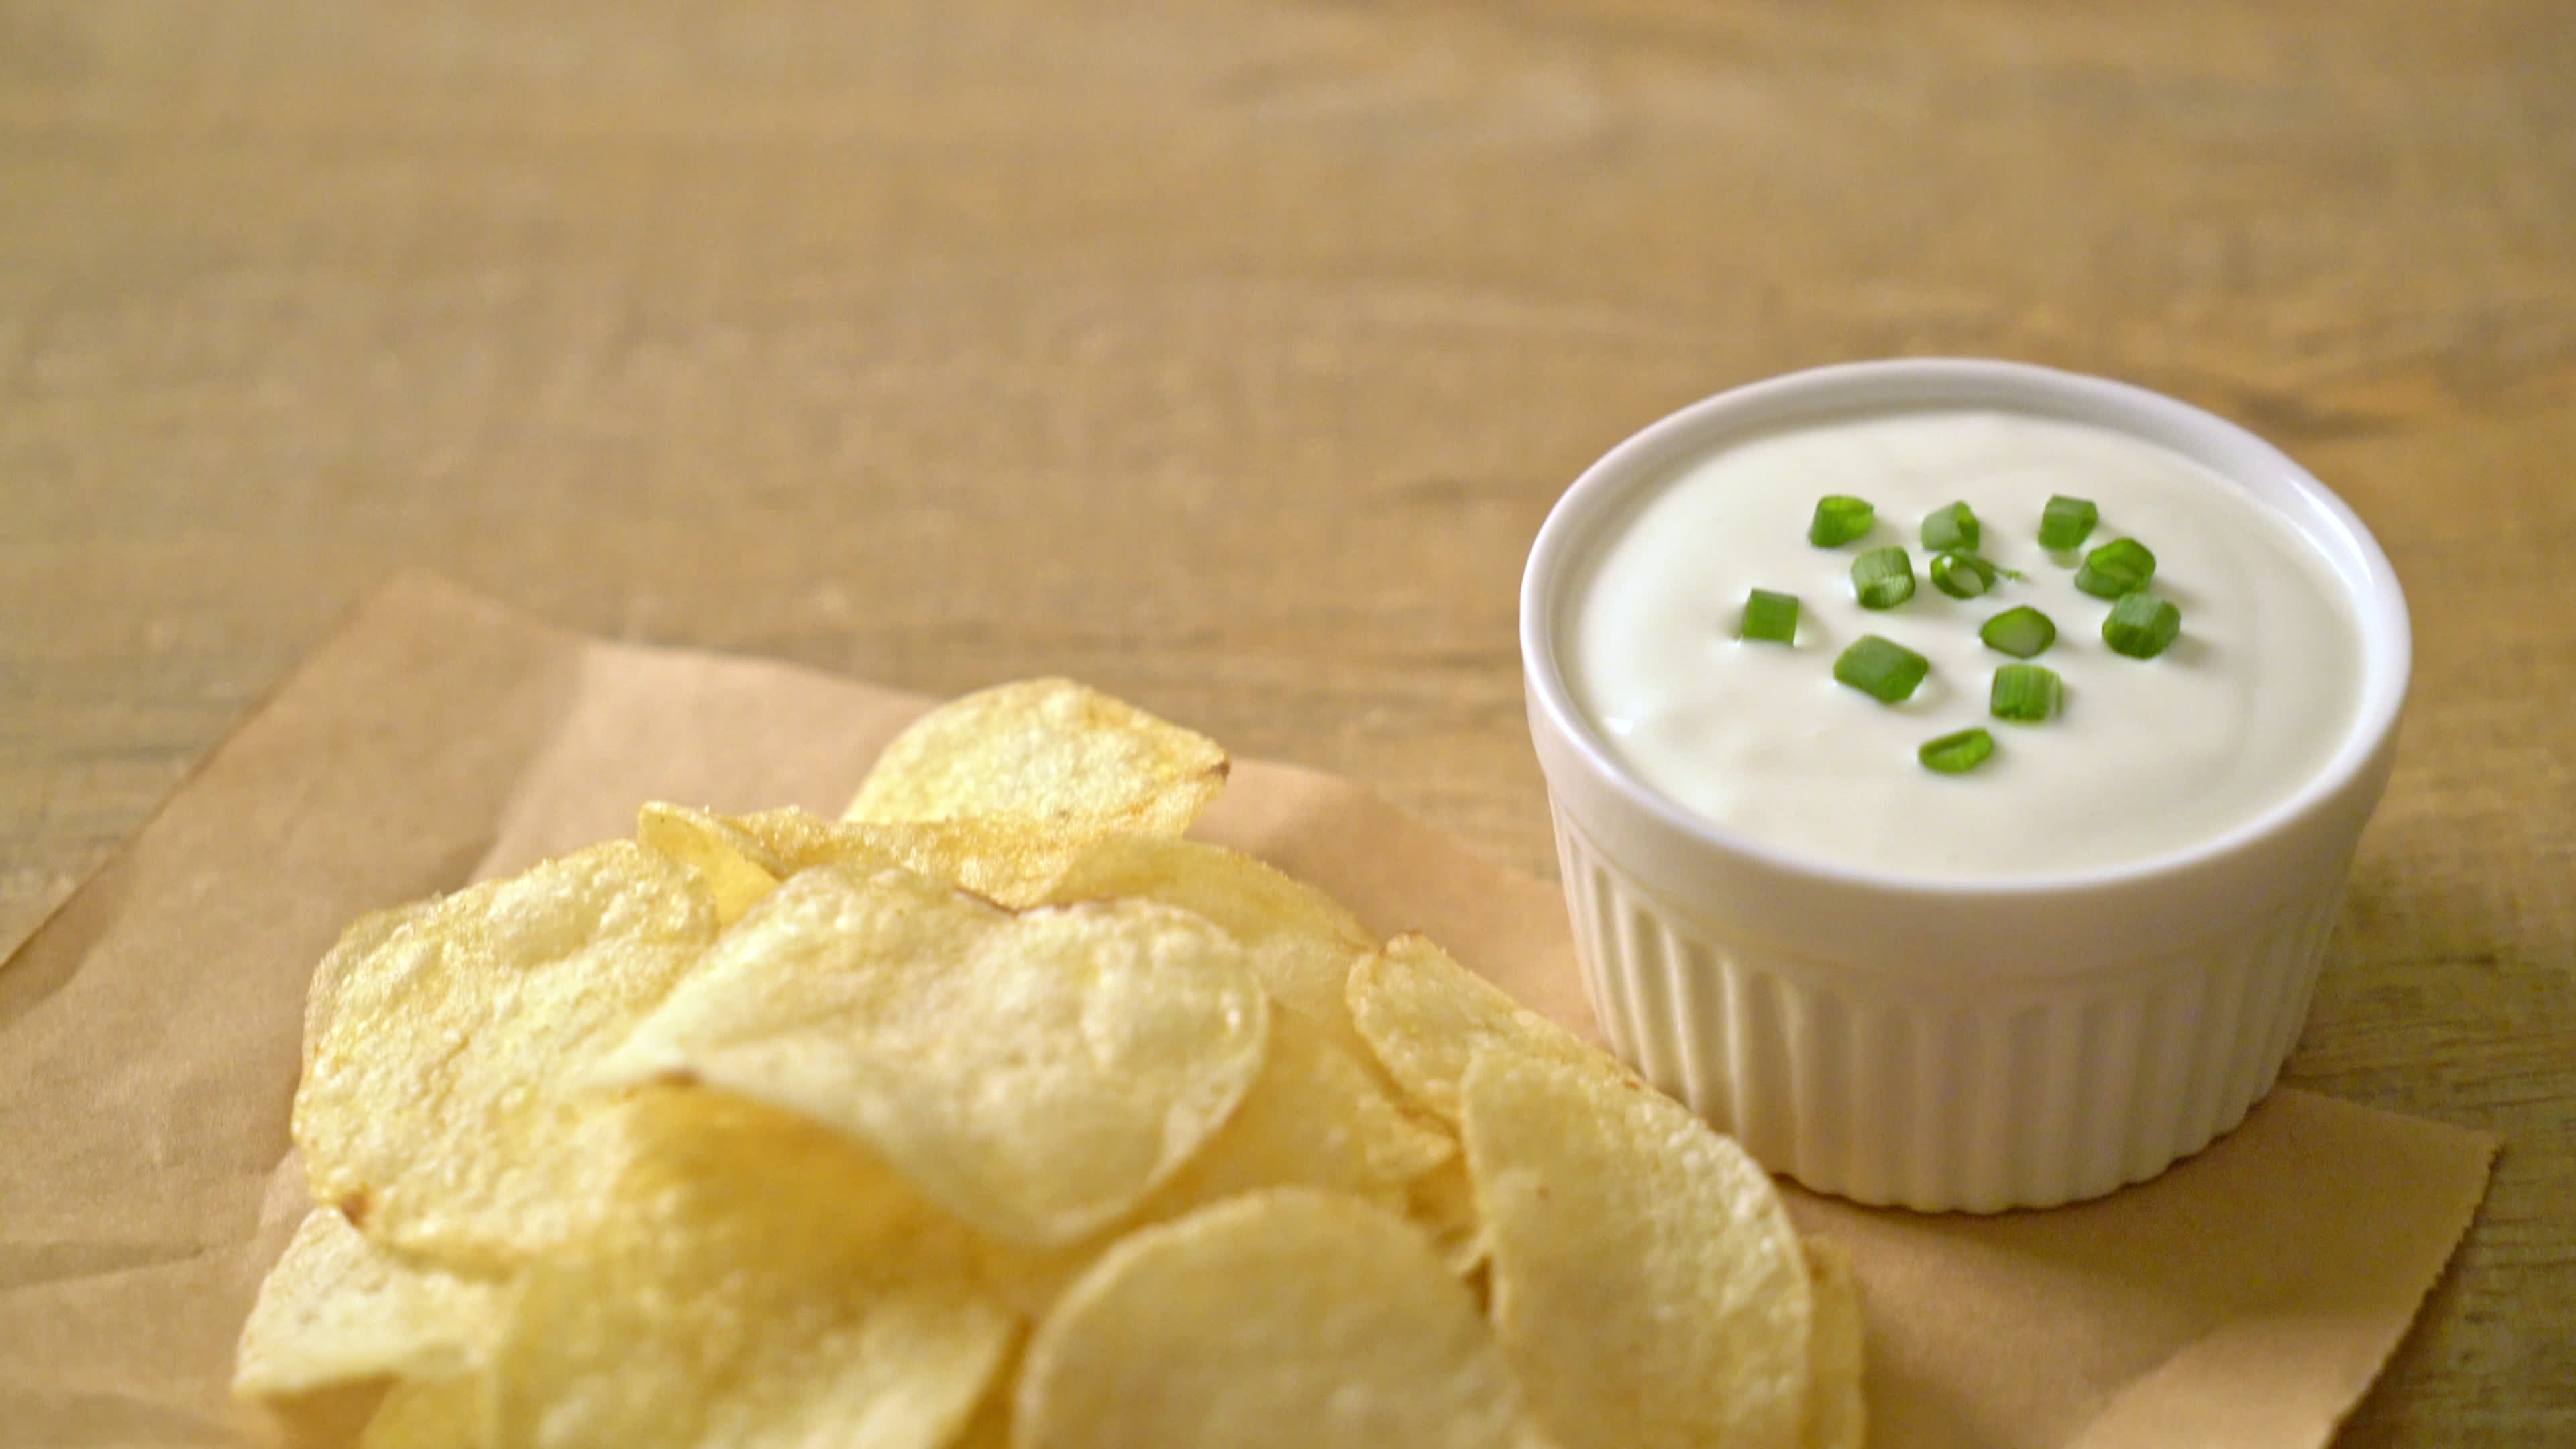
[
  {"left": 489, "top": 1090, "right": 1012, "bottom": 1449},
  {"left": 860, "top": 817, "right": 1081, "bottom": 908},
  {"left": 356, "top": 1375, "right": 486, "bottom": 1449},
  {"left": 1016, "top": 1189, "right": 1550, "bottom": 1449},
  {"left": 233, "top": 1208, "right": 502, "bottom": 1405},
  {"left": 728, "top": 807, "right": 1088, "bottom": 909},
  {"left": 1405, "top": 1154, "right": 1491, "bottom": 1279},
  {"left": 1801, "top": 1238, "right": 1868, "bottom": 1449},
  {"left": 718, "top": 804, "right": 891, "bottom": 873},
  {"left": 1346, "top": 933, "right": 1622, "bottom": 1124},
  {"left": 1038, "top": 834, "right": 1379, "bottom": 1061},
  {"left": 843, "top": 677, "right": 1227, "bottom": 837},
  {"left": 975, "top": 1010, "right": 1454, "bottom": 1318},
  {"left": 593, "top": 863, "right": 1268, "bottom": 1246},
  {"left": 943, "top": 1343, "right": 1020, "bottom": 1449},
  {"left": 637, "top": 801, "right": 786, "bottom": 926},
  {"left": 254, "top": 672, "right": 1857, "bottom": 1449},
  {"left": 1149, "top": 1008, "right": 1452, "bottom": 1209},
  {"left": 250, "top": 1382, "right": 391, "bottom": 1449},
  {"left": 1464, "top": 1049, "right": 1813, "bottom": 1449},
  {"left": 294, "top": 841, "right": 718, "bottom": 1271}
]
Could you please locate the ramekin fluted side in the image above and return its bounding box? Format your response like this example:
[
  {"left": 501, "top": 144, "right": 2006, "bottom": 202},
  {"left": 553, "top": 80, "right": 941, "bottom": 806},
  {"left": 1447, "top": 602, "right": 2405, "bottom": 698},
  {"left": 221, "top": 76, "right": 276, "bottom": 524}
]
[{"left": 1551, "top": 803, "right": 2343, "bottom": 1213}]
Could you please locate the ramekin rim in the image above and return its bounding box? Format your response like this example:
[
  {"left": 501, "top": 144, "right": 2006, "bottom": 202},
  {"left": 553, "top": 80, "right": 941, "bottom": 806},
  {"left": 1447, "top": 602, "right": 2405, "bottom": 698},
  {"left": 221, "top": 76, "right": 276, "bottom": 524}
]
[{"left": 1517, "top": 356, "right": 2414, "bottom": 903}]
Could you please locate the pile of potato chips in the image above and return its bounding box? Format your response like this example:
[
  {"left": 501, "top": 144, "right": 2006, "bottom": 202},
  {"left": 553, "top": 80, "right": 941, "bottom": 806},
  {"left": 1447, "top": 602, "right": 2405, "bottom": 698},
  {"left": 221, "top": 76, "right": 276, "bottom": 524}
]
[{"left": 239, "top": 678, "right": 1864, "bottom": 1449}]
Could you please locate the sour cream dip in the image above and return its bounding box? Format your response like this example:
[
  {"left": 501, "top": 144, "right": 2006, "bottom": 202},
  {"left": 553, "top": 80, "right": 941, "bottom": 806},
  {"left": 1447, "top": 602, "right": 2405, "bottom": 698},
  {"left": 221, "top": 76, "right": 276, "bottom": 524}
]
[
  {"left": 1523, "top": 361, "right": 2410, "bottom": 1210},
  {"left": 1564, "top": 408, "right": 2367, "bottom": 881}
]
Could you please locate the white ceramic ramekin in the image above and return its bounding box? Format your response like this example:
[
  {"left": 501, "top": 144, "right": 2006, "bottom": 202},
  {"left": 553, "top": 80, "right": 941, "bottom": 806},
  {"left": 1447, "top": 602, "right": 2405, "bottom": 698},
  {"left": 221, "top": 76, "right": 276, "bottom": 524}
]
[{"left": 1520, "top": 359, "right": 2410, "bottom": 1213}]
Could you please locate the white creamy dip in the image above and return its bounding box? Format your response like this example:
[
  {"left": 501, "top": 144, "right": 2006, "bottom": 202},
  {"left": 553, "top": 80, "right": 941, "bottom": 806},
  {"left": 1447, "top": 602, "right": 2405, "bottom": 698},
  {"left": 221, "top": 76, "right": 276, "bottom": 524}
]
[{"left": 1566, "top": 409, "right": 2365, "bottom": 879}]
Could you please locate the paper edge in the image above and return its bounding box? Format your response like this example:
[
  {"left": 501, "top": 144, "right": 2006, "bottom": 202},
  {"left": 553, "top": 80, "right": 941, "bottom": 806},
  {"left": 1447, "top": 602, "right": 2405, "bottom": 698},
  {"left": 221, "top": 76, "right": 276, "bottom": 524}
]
[
  {"left": 0, "top": 571, "right": 549, "bottom": 979},
  {"left": 2312, "top": 1125, "right": 2501, "bottom": 1446}
]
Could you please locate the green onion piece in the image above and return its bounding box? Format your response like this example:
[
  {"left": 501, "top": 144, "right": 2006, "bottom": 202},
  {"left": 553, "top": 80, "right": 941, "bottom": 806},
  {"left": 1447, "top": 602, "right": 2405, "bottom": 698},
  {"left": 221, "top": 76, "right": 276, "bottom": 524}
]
[
  {"left": 1921, "top": 501, "right": 1980, "bottom": 553},
  {"left": 1990, "top": 663, "right": 2063, "bottom": 722},
  {"left": 1929, "top": 551, "right": 2000, "bottom": 599},
  {"left": 1978, "top": 605, "right": 2057, "bottom": 659},
  {"left": 2102, "top": 592, "right": 2183, "bottom": 659},
  {"left": 2039, "top": 494, "right": 2099, "bottom": 551},
  {"left": 2074, "top": 537, "right": 2157, "bottom": 598},
  {"left": 1919, "top": 727, "right": 1996, "bottom": 775},
  {"left": 1833, "top": 635, "right": 1929, "bottom": 703},
  {"left": 1808, "top": 495, "right": 1875, "bottom": 547},
  {"left": 1739, "top": 588, "right": 1799, "bottom": 645},
  {"left": 1851, "top": 546, "right": 1916, "bottom": 610}
]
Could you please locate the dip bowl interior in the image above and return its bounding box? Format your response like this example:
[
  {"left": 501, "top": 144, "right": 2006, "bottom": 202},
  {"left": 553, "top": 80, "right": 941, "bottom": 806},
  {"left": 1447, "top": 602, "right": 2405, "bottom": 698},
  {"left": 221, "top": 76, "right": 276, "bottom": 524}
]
[{"left": 1519, "top": 358, "right": 2410, "bottom": 1211}]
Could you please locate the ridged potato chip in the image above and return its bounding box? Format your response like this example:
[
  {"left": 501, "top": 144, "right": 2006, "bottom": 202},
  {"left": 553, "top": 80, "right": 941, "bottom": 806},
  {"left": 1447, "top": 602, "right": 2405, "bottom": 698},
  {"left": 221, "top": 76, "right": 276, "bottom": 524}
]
[
  {"left": 1464, "top": 1049, "right": 1813, "bottom": 1449},
  {"left": 232, "top": 1207, "right": 502, "bottom": 1434},
  {"left": 592, "top": 863, "right": 1268, "bottom": 1246},
  {"left": 294, "top": 841, "right": 718, "bottom": 1270},
  {"left": 1016, "top": 1189, "right": 1552, "bottom": 1449},
  {"left": 489, "top": 1089, "right": 1014, "bottom": 1449},
  {"left": 1347, "top": 933, "right": 1622, "bottom": 1124},
  {"left": 843, "top": 677, "right": 1227, "bottom": 836},
  {"left": 1038, "top": 834, "right": 1379, "bottom": 1063},
  {"left": 728, "top": 807, "right": 1088, "bottom": 909},
  {"left": 1801, "top": 1238, "right": 1868, "bottom": 1449},
  {"left": 637, "top": 801, "right": 786, "bottom": 926}
]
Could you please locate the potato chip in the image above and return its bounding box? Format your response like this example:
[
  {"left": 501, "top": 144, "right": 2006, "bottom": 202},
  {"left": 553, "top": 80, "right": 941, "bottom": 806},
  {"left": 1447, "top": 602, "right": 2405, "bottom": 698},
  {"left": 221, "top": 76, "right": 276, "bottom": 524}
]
[
  {"left": 1038, "top": 833, "right": 1379, "bottom": 1061},
  {"left": 1148, "top": 1008, "right": 1452, "bottom": 1209},
  {"left": 234, "top": 1207, "right": 498, "bottom": 1392},
  {"left": 1016, "top": 1189, "right": 1550, "bottom": 1449},
  {"left": 356, "top": 1375, "right": 486, "bottom": 1449},
  {"left": 488, "top": 1089, "right": 1013, "bottom": 1449},
  {"left": 1464, "top": 1049, "right": 1813, "bottom": 1449},
  {"left": 718, "top": 805, "right": 895, "bottom": 874},
  {"left": 1405, "top": 1154, "right": 1491, "bottom": 1279},
  {"left": 251, "top": 672, "right": 1855, "bottom": 1449},
  {"left": 728, "top": 807, "right": 1088, "bottom": 909},
  {"left": 294, "top": 841, "right": 718, "bottom": 1270},
  {"left": 592, "top": 863, "right": 1268, "bottom": 1246},
  {"left": 233, "top": 1208, "right": 502, "bottom": 1408},
  {"left": 252, "top": 1381, "right": 394, "bottom": 1449},
  {"left": 637, "top": 801, "right": 786, "bottom": 926},
  {"left": 843, "top": 677, "right": 1227, "bottom": 836},
  {"left": 975, "top": 1010, "right": 1455, "bottom": 1318},
  {"left": 1346, "top": 933, "right": 1623, "bottom": 1124},
  {"left": 942, "top": 1342, "right": 1021, "bottom": 1449},
  {"left": 1801, "top": 1238, "right": 1868, "bottom": 1449}
]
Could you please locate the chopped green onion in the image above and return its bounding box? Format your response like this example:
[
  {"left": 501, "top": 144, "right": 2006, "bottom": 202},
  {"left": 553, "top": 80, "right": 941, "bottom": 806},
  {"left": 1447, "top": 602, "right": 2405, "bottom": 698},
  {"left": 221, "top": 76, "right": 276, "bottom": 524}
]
[
  {"left": 1921, "top": 501, "right": 1980, "bottom": 553},
  {"left": 2074, "top": 537, "right": 2156, "bottom": 598},
  {"left": 1808, "top": 495, "right": 1875, "bottom": 547},
  {"left": 2039, "top": 494, "right": 2099, "bottom": 551},
  {"left": 1833, "top": 635, "right": 1929, "bottom": 703},
  {"left": 1929, "top": 551, "right": 2000, "bottom": 599},
  {"left": 1978, "top": 606, "right": 2057, "bottom": 659},
  {"left": 1851, "top": 546, "right": 1916, "bottom": 610},
  {"left": 1919, "top": 727, "right": 1995, "bottom": 775},
  {"left": 1990, "top": 663, "right": 2063, "bottom": 722},
  {"left": 2102, "top": 592, "right": 2183, "bottom": 659},
  {"left": 1739, "top": 588, "right": 1799, "bottom": 645}
]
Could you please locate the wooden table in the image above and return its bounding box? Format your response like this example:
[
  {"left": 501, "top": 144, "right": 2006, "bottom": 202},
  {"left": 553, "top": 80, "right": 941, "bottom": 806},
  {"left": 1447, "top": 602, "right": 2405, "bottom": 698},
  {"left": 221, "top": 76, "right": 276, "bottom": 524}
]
[{"left": 3, "top": 1, "right": 2568, "bottom": 1441}]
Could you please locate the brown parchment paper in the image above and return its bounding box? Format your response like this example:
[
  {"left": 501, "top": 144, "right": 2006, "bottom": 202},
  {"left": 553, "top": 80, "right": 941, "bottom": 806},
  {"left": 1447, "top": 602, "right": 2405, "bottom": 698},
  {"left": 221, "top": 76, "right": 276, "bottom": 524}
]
[{"left": 0, "top": 573, "right": 2496, "bottom": 1449}]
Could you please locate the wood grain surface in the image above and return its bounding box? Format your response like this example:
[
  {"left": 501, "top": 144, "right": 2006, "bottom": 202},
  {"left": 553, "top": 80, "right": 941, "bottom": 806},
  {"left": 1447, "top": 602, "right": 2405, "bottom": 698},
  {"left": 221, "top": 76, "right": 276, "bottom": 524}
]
[{"left": 3, "top": 1, "right": 2569, "bottom": 1442}]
